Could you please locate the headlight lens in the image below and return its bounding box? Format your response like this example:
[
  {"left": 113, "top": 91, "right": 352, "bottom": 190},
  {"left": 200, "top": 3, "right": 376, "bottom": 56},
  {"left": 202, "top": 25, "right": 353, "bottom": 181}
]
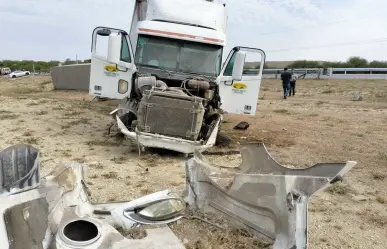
[{"left": 118, "top": 79, "right": 128, "bottom": 94}]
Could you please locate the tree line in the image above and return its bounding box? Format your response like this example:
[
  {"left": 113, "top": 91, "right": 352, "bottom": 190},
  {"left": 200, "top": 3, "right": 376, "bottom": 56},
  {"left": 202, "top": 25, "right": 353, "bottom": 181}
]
[
  {"left": 0, "top": 58, "right": 91, "bottom": 72},
  {"left": 2, "top": 56, "right": 386, "bottom": 72},
  {"left": 286, "top": 56, "right": 387, "bottom": 69}
]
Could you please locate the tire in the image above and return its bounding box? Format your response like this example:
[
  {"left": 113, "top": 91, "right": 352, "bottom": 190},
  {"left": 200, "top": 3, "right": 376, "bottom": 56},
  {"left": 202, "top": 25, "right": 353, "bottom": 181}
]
[
  {"left": 215, "top": 132, "right": 232, "bottom": 147},
  {"left": 25, "top": 72, "right": 30, "bottom": 75},
  {"left": 12, "top": 75, "right": 16, "bottom": 78}
]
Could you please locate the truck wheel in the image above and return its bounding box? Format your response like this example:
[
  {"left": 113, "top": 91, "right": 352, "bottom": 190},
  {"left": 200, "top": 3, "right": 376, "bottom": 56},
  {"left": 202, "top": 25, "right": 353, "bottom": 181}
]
[
  {"left": 25, "top": 72, "right": 30, "bottom": 75},
  {"left": 215, "top": 132, "right": 232, "bottom": 147},
  {"left": 12, "top": 75, "right": 16, "bottom": 78}
]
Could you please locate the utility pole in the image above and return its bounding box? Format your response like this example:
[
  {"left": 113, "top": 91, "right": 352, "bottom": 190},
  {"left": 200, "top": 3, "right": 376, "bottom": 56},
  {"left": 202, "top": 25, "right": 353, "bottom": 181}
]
[{"left": 76, "top": 54, "right": 78, "bottom": 64}]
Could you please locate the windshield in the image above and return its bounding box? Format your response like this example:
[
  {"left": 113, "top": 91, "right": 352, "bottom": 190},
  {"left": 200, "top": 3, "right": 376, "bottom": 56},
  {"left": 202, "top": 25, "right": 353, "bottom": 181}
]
[{"left": 134, "top": 34, "right": 223, "bottom": 77}]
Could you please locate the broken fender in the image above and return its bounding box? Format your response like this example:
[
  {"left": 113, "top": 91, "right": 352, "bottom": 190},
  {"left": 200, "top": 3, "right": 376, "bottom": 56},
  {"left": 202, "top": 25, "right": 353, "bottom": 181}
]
[{"left": 184, "top": 142, "right": 356, "bottom": 249}]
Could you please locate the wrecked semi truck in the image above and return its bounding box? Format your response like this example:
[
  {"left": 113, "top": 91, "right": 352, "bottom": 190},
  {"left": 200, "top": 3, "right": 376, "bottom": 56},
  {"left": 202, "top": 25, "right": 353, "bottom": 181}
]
[{"left": 89, "top": 0, "right": 265, "bottom": 154}]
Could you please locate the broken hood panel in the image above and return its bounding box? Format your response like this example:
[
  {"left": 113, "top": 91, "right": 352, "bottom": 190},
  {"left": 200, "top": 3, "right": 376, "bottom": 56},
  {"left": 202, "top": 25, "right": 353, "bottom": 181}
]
[{"left": 184, "top": 142, "right": 357, "bottom": 249}]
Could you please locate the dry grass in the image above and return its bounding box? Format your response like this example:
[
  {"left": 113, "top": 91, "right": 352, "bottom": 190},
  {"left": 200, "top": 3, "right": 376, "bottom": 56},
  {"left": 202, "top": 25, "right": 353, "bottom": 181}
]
[
  {"left": 23, "top": 130, "right": 34, "bottom": 136},
  {"left": 0, "top": 113, "right": 19, "bottom": 119},
  {"left": 1, "top": 76, "right": 387, "bottom": 249},
  {"left": 35, "top": 110, "right": 48, "bottom": 115},
  {"left": 372, "top": 171, "right": 386, "bottom": 180},
  {"left": 24, "top": 137, "right": 39, "bottom": 144},
  {"left": 102, "top": 171, "right": 118, "bottom": 179},
  {"left": 273, "top": 109, "right": 290, "bottom": 114},
  {"left": 376, "top": 196, "right": 386, "bottom": 204}
]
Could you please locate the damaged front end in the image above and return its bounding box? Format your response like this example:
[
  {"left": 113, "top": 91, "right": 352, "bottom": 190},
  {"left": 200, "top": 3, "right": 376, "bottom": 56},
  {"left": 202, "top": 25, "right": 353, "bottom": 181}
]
[
  {"left": 107, "top": 74, "right": 225, "bottom": 155},
  {"left": 110, "top": 100, "right": 221, "bottom": 155},
  {"left": 184, "top": 142, "right": 357, "bottom": 249}
]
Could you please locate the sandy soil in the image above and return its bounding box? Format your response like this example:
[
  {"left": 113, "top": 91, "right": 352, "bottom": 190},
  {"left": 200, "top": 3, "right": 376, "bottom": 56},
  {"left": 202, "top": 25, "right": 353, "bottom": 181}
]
[{"left": 0, "top": 75, "right": 386, "bottom": 249}]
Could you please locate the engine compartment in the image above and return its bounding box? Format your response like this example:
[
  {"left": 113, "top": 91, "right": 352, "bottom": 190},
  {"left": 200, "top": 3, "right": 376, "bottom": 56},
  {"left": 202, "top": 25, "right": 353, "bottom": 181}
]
[{"left": 119, "top": 72, "right": 222, "bottom": 142}]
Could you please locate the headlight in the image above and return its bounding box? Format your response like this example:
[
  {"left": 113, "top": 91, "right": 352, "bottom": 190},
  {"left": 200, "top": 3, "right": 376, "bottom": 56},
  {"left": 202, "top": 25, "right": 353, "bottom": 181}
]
[{"left": 118, "top": 79, "right": 128, "bottom": 94}]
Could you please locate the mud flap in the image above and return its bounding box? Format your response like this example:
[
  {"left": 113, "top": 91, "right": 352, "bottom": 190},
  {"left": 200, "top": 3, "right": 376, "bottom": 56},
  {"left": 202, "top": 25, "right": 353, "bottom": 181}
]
[{"left": 184, "top": 142, "right": 356, "bottom": 249}]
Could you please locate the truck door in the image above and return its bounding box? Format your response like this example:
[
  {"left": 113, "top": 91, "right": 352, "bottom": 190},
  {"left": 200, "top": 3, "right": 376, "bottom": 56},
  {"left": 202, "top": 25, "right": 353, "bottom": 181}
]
[
  {"left": 90, "top": 27, "right": 136, "bottom": 99},
  {"left": 217, "top": 47, "right": 265, "bottom": 116}
]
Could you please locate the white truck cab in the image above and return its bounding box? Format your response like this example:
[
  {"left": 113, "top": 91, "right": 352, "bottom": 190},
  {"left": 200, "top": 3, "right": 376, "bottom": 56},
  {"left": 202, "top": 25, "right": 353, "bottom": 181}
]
[{"left": 89, "top": 0, "right": 265, "bottom": 153}]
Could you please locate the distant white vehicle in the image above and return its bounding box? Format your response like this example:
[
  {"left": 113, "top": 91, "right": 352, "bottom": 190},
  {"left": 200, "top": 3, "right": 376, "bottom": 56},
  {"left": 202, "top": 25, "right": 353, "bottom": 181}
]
[
  {"left": 0, "top": 67, "right": 11, "bottom": 75},
  {"left": 8, "top": 70, "right": 30, "bottom": 78}
]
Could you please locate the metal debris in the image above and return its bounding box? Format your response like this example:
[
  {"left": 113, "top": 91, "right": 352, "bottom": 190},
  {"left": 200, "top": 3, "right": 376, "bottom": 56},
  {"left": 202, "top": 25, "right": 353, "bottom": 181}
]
[
  {"left": 234, "top": 121, "right": 250, "bottom": 130},
  {"left": 0, "top": 144, "right": 185, "bottom": 249},
  {"left": 184, "top": 142, "right": 357, "bottom": 249}
]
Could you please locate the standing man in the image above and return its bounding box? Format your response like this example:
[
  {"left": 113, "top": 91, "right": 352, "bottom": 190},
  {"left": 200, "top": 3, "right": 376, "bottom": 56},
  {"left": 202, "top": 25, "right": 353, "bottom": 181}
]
[
  {"left": 290, "top": 70, "right": 298, "bottom": 96},
  {"left": 281, "top": 68, "right": 292, "bottom": 99}
]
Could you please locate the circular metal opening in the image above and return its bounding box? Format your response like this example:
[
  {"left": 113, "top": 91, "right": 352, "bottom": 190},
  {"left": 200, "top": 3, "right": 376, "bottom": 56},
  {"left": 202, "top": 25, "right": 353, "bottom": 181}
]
[{"left": 63, "top": 220, "right": 99, "bottom": 242}]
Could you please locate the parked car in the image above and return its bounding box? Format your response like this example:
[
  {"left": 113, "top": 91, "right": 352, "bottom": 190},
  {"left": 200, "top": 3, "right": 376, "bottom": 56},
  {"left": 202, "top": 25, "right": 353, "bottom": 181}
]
[
  {"left": 8, "top": 70, "right": 30, "bottom": 78},
  {"left": 0, "top": 67, "right": 11, "bottom": 75}
]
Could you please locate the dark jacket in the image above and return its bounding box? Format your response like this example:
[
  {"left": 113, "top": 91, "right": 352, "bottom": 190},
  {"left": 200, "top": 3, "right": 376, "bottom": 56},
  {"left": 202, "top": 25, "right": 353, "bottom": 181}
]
[{"left": 281, "top": 71, "right": 292, "bottom": 84}]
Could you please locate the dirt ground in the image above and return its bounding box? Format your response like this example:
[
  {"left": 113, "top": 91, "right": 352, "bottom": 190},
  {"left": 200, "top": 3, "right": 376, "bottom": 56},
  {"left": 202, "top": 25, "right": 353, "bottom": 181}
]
[{"left": 0, "top": 75, "right": 386, "bottom": 249}]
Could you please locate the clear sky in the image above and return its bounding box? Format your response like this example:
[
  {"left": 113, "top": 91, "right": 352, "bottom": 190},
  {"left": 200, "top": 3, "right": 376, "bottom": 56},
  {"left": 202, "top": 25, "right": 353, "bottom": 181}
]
[{"left": 1, "top": 0, "right": 387, "bottom": 62}]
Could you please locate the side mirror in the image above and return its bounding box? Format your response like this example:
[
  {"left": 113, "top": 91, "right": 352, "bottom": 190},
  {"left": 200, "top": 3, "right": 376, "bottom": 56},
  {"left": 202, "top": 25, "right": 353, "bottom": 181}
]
[
  {"left": 107, "top": 33, "right": 122, "bottom": 65},
  {"left": 232, "top": 51, "right": 246, "bottom": 81}
]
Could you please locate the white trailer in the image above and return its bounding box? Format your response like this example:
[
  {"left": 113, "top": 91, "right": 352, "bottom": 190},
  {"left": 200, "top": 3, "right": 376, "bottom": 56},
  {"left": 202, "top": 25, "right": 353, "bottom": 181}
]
[{"left": 89, "top": 0, "right": 266, "bottom": 154}]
